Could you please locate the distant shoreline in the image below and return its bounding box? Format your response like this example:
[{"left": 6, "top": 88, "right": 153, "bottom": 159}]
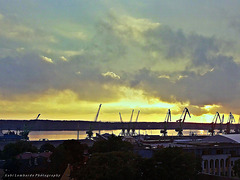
[{"left": 0, "top": 119, "right": 236, "bottom": 131}]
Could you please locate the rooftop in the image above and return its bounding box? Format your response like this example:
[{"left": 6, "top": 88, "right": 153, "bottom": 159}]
[{"left": 201, "top": 134, "right": 240, "bottom": 144}]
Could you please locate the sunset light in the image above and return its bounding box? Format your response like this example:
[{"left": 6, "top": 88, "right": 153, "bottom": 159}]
[{"left": 0, "top": 1, "right": 240, "bottom": 123}]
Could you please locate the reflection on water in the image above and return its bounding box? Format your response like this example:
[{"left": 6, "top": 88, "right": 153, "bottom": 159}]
[{"left": 28, "top": 129, "right": 211, "bottom": 141}]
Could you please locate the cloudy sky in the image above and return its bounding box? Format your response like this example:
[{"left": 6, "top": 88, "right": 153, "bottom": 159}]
[{"left": 1, "top": 0, "right": 240, "bottom": 123}]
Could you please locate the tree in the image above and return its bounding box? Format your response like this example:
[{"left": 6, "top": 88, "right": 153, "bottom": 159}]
[
  {"left": 2, "top": 141, "right": 38, "bottom": 176},
  {"left": 73, "top": 151, "right": 141, "bottom": 180},
  {"left": 91, "top": 134, "right": 133, "bottom": 153},
  {"left": 2, "top": 141, "right": 37, "bottom": 160},
  {"left": 140, "top": 147, "right": 201, "bottom": 180},
  {"left": 49, "top": 140, "right": 87, "bottom": 174},
  {"left": 39, "top": 143, "right": 55, "bottom": 152}
]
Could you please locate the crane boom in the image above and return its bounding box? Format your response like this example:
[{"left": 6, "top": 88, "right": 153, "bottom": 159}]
[
  {"left": 131, "top": 110, "right": 140, "bottom": 136},
  {"left": 135, "top": 110, "right": 140, "bottom": 122},
  {"left": 126, "top": 109, "right": 134, "bottom": 136},
  {"left": 213, "top": 112, "right": 221, "bottom": 128},
  {"left": 181, "top": 108, "right": 191, "bottom": 123},
  {"left": 129, "top": 109, "right": 134, "bottom": 123},
  {"left": 119, "top": 112, "right": 123, "bottom": 123},
  {"left": 94, "top": 104, "right": 102, "bottom": 122},
  {"left": 36, "top": 114, "right": 41, "bottom": 120},
  {"left": 119, "top": 112, "right": 126, "bottom": 136}
]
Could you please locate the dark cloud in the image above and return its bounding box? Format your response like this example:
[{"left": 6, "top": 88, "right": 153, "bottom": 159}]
[
  {"left": 144, "top": 27, "right": 188, "bottom": 59},
  {"left": 188, "top": 35, "right": 218, "bottom": 67},
  {"left": 0, "top": 54, "right": 54, "bottom": 96},
  {"left": 0, "top": 53, "right": 123, "bottom": 102},
  {"left": 128, "top": 53, "right": 240, "bottom": 114},
  {"left": 143, "top": 25, "right": 220, "bottom": 68}
]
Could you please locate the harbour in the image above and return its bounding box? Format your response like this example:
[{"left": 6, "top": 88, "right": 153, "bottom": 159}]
[{"left": 0, "top": 107, "right": 239, "bottom": 178}]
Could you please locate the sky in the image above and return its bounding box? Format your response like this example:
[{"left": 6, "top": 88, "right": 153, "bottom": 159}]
[{"left": 1, "top": 0, "right": 240, "bottom": 123}]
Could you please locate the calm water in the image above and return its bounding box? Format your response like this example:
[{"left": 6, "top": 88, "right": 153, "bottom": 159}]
[{"left": 26, "top": 129, "right": 211, "bottom": 141}]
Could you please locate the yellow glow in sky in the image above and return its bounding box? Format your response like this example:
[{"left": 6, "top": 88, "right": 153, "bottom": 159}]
[
  {"left": 203, "top": 104, "right": 221, "bottom": 111},
  {"left": 0, "top": 87, "right": 235, "bottom": 124}
]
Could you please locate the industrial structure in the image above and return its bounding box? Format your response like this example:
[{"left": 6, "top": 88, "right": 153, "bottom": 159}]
[
  {"left": 126, "top": 109, "right": 134, "bottom": 136},
  {"left": 131, "top": 110, "right": 140, "bottom": 136},
  {"left": 225, "top": 112, "right": 235, "bottom": 134},
  {"left": 175, "top": 107, "right": 191, "bottom": 136},
  {"left": 119, "top": 110, "right": 140, "bottom": 137},
  {"left": 119, "top": 112, "right": 125, "bottom": 136},
  {"left": 160, "top": 109, "right": 171, "bottom": 137},
  {"left": 208, "top": 112, "right": 222, "bottom": 136},
  {"left": 86, "top": 104, "right": 102, "bottom": 139}
]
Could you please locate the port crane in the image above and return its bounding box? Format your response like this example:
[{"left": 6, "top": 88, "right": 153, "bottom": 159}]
[
  {"left": 86, "top": 104, "right": 102, "bottom": 139},
  {"left": 225, "top": 112, "right": 235, "bottom": 134},
  {"left": 119, "top": 112, "right": 126, "bottom": 136},
  {"left": 126, "top": 109, "right": 134, "bottom": 136},
  {"left": 160, "top": 109, "right": 171, "bottom": 137},
  {"left": 208, "top": 112, "right": 221, "bottom": 136},
  {"left": 131, "top": 110, "right": 140, "bottom": 136},
  {"left": 19, "top": 114, "right": 39, "bottom": 139},
  {"left": 175, "top": 107, "right": 191, "bottom": 136},
  {"left": 19, "top": 124, "right": 30, "bottom": 140}
]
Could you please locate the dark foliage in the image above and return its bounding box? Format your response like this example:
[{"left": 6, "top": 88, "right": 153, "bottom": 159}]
[
  {"left": 73, "top": 151, "right": 142, "bottom": 180},
  {"left": 73, "top": 137, "right": 201, "bottom": 180},
  {"left": 49, "top": 140, "right": 87, "bottom": 174},
  {"left": 2, "top": 141, "right": 37, "bottom": 160},
  {"left": 139, "top": 147, "right": 201, "bottom": 180},
  {"left": 39, "top": 143, "right": 55, "bottom": 152},
  {"left": 91, "top": 135, "right": 133, "bottom": 153}
]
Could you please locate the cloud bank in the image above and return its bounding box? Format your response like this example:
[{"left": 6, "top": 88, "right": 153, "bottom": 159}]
[{"left": 0, "top": 1, "right": 240, "bottom": 119}]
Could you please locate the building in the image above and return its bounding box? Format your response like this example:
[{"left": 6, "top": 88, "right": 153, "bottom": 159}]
[
  {"left": 135, "top": 134, "right": 240, "bottom": 178},
  {"left": 183, "top": 134, "right": 240, "bottom": 178}
]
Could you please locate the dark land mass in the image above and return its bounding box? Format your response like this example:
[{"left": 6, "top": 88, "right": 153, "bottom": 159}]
[{"left": 0, "top": 120, "right": 238, "bottom": 131}]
